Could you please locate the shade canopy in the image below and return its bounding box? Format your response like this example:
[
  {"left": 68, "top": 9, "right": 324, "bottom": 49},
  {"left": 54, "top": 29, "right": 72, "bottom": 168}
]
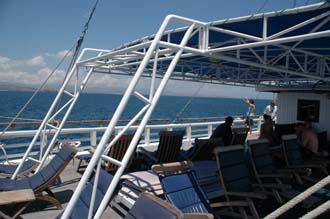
[{"left": 78, "top": 2, "right": 330, "bottom": 92}]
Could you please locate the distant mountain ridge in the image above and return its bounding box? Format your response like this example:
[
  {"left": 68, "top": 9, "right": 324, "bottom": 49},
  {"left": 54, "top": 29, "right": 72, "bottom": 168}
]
[{"left": 0, "top": 82, "right": 52, "bottom": 92}]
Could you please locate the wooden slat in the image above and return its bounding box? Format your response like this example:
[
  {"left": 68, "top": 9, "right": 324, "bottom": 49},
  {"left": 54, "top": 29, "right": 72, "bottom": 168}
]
[{"left": 0, "top": 189, "right": 35, "bottom": 205}]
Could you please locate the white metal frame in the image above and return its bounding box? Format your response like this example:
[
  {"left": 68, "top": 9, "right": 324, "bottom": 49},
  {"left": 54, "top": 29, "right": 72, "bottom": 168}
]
[{"left": 8, "top": 2, "right": 330, "bottom": 218}]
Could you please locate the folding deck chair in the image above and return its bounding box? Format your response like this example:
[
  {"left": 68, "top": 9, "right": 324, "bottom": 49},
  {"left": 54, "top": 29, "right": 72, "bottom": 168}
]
[
  {"left": 281, "top": 134, "right": 329, "bottom": 177},
  {"left": 139, "top": 130, "right": 185, "bottom": 166},
  {"left": 125, "top": 192, "right": 213, "bottom": 219},
  {"left": 0, "top": 144, "right": 77, "bottom": 210},
  {"left": 247, "top": 139, "right": 323, "bottom": 208},
  {"left": 185, "top": 138, "right": 223, "bottom": 161},
  {"left": 0, "top": 157, "right": 39, "bottom": 178},
  {"left": 55, "top": 168, "right": 114, "bottom": 219},
  {"left": 76, "top": 134, "right": 135, "bottom": 172},
  {"left": 152, "top": 161, "right": 220, "bottom": 218},
  {"left": 213, "top": 145, "right": 267, "bottom": 218},
  {"left": 230, "top": 127, "right": 249, "bottom": 145}
]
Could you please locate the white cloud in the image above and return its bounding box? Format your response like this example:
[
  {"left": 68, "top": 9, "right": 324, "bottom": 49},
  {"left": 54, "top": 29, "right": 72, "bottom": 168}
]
[
  {"left": 46, "top": 50, "right": 73, "bottom": 59},
  {"left": 26, "top": 56, "right": 46, "bottom": 67}
]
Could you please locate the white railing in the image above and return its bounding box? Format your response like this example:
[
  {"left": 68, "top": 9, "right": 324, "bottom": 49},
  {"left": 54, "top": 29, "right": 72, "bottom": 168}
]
[{"left": 0, "top": 116, "right": 261, "bottom": 161}]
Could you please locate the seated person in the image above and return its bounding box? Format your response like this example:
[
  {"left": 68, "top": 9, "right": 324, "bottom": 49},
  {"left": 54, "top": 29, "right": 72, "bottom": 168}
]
[
  {"left": 210, "top": 116, "right": 233, "bottom": 146},
  {"left": 259, "top": 114, "right": 278, "bottom": 146},
  {"left": 295, "top": 122, "right": 319, "bottom": 158}
]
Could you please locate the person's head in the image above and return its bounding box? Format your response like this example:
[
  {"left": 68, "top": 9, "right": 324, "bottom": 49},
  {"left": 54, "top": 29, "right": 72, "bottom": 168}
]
[
  {"left": 225, "top": 116, "right": 234, "bottom": 125},
  {"left": 249, "top": 99, "right": 254, "bottom": 104},
  {"left": 263, "top": 114, "right": 271, "bottom": 122},
  {"left": 271, "top": 100, "right": 276, "bottom": 107},
  {"left": 295, "top": 123, "right": 305, "bottom": 134}
]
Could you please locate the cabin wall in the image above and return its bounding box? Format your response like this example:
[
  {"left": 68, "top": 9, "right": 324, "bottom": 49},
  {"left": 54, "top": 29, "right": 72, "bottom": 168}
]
[{"left": 277, "top": 92, "right": 330, "bottom": 137}]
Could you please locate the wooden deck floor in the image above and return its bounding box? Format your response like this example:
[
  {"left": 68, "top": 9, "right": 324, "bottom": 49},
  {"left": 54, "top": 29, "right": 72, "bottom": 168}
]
[{"left": 20, "top": 158, "right": 122, "bottom": 219}]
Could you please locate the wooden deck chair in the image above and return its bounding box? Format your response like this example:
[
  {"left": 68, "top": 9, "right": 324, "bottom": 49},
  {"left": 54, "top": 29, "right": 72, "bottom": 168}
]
[
  {"left": 230, "top": 127, "right": 249, "bottom": 145},
  {"left": 281, "top": 134, "right": 329, "bottom": 177},
  {"left": 0, "top": 144, "right": 77, "bottom": 210},
  {"left": 55, "top": 168, "right": 113, "bottom": 219},
  {"left": 125, "top": 192, "right": 213, "bottom": 219},
  {"left": 104, "top": 134, "right": 135, "bottom": 173},
  {"left": 248, "top": 139, "right": 323, "bottom": 207},
  {"left": 213, "top": 145, "right": 266, "bottom": 219},
  {"left": 188, "top": 138, "right": 223, "bottom": 161},
  {"left": 0, "top": 156, "right": 39, "bottom": 178},
  {"left": 76, "top": 134, "right": 136, "bottom": 172},
  {"left": 152, "top": 161, "right": 220, "bottom": 218},
  {"left": 139, "top": 130, "right": 185, "bottom": 166}
]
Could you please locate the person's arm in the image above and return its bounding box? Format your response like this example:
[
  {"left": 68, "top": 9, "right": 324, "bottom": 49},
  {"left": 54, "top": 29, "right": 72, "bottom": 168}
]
[{"left": 243, "top": 98, "right": 250, "bottom": 105}]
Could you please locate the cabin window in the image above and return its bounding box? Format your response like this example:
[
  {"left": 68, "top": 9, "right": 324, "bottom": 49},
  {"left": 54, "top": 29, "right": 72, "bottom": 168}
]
[{"left": 297, "top": 99, "right": 320, "bottom": 122}]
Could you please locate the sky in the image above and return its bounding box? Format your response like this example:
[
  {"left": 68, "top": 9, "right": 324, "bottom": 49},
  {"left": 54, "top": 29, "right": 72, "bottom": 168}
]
[{"left": 0, "top": 0, "right": 322, "bottom": 99}]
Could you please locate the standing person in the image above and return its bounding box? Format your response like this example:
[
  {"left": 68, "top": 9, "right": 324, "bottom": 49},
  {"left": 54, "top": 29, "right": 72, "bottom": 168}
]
[
  {"left": 243, "top": 98, "right": 255, "bottom": 134},
  {"left": 264, "top": 100, "right": 277, "bottom": 123},
  {"left": 211, "top": 116, "right": 234, "bottom": 146}
]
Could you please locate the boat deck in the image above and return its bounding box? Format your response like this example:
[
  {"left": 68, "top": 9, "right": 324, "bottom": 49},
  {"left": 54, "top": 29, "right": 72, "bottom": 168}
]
[{"left": 20, "top": 158, "right": 122, "bottom": 219}]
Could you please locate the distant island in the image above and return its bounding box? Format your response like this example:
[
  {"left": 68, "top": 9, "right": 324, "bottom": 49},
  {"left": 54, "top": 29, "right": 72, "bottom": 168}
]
[{"left": 0, "top": 83, "right": 53, "bottom": 92}]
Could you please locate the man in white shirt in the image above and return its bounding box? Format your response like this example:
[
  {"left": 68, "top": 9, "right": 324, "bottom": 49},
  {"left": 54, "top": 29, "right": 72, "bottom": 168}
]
[{"left": 264, "top": 100, "right": 277, "bottom": 122}]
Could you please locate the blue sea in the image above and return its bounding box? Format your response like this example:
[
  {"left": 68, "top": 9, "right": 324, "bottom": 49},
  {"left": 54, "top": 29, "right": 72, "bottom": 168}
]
[{"left": 0, "top": 91, "right": 270, "bottom": 129}]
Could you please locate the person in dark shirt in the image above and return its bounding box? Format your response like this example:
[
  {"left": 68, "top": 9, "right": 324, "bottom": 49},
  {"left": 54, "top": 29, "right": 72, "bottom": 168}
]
[{"left": 211, "top": 116, "right": 234, "bottom": 146}]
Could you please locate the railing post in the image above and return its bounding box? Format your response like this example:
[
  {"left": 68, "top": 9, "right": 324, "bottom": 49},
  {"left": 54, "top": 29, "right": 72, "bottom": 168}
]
[
  {"left": 90, "top": 131, "right": 97, "bottom": 147},
  {"left": 144, "top": 127, "right": 150, "bottom": 146},
  {"left": 208, "top": 124, "right": 213, "bottom": 137},
  {"left": 186, "top": 126, "right": 192, "bottom": 141}
]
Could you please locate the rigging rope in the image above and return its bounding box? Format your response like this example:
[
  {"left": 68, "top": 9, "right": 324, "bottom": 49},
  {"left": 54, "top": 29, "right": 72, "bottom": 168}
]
[
  {"left": 56, "top": 0, "right": 99, "bottom": 112},
  {"left": 0, "top": 0, "right": 100, "bottom": 162},
  {"left": 171, "top": 82, "right": 205, "bottom": 124}
]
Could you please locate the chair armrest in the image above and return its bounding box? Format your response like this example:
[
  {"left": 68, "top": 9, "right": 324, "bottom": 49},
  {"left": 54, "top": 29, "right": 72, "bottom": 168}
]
[
  {"left": 0, "top": 189, "right": 35, "bottom": 205},
  {"left": 183, "top": 213, "right": 214, "bottom": 219},
  {"left": 225, "top": 191, "right": 266, "bottom": 199},
  {"left": 211, "top": 200, "right": 251, "bottom": 208},
  {"left": 277, "top": 168, "right": 311, "bottom": 175},
  {"left": 258, "top": 173, "right": 293, "bottom": 179},
  {"left": 252, "top": 183, "right": 292, "bottom": 190}
]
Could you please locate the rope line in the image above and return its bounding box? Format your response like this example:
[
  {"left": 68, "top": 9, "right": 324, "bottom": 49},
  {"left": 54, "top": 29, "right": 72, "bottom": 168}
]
[
  {"left": 264, "top": 175, "right": 330, "bottom": 219},
  {"left": 300, "top": 200, "right": 330, "bottom": 219},
  {"left": 171, "top": 82, "right": 205, "bottom": 124}
]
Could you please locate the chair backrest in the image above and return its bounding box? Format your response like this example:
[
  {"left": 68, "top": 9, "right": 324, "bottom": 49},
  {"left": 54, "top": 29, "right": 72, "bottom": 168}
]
[
  {"left": 247, "top": 139, "right": 276, "bottom": 181},
  {"left": 191, "top": 138, "right": 223, "bottom": 161},
  {"left": 124, "top": 192, "right": 184, "bottom": 219},
  {"left": 152, "top": 161, "right": 216, "bottom": 217},
  {"left": 0, "top": 158, "right": 38, "bottom": 177},
  {"left": 0, "top": 144, "right": 77, "bottom": 192},
  {"left": 105, "top": 134, "right": 135, "bottom": 172},
  {"left": 55, "top": 168, "right": 114, "bottom": 219},
  {"left": 213, "top": 145, "right": 252, "bottom": 193},
  {"left": 274, "top": 123, "right": 296, "bottom": 141},
  {"left": 281, "top": 134, "right": 304, "bottom": 166},
  {"left": 155, "top": 131, "right": 185, "bottom": 163},
  {"left": 230, "top": 127, "right": 249, "bottom": 145}
]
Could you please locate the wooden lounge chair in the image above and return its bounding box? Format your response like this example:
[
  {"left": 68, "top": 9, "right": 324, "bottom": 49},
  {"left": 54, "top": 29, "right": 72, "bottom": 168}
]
[
  {"left": 152, "top": 161, "right": 219, "bottom": 218},
  {"left": 186, "top": 138, "right": 223, "bottom": 161},
  {"left": 213, "top": 145, "right": 267, "bottom": 219},
  {"left": 125, "top": 192, "right": 213, "bottom": 219},
  {"left": 281, "top": 134, "right": 329, "bottom": 178},
  {"left": 55, "top": 168, "right": 113, "bottom": 219},
  {"left": 0, "top": 144, "right": 77, "bottom": 210},
  {"left": 247, "top": 139, "right": 323, "bottom": 207},
  {"left": 139, "top": 130, "right": 185, "bottom": 166},
  {"left": 0, "top": 156, "right": 39, "bottom": 178},
  {"left": 230, "top": 127, "right": 249, "bottom": 145},
  {"left": 76, "top": 134, "right": 135, "bottom": 173}
]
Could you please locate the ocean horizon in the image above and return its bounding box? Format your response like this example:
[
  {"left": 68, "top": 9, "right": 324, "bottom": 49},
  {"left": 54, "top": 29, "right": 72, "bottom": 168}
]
[{"left": 0, "top": 91, "right": 271, "bottom": 129}]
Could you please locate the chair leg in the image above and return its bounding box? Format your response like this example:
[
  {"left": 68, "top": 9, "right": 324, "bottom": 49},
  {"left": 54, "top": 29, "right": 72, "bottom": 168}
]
[
  {"left": 36, "top": 194, "right": 63, "bottom": 210},
  {"left": 247, "top": 199, "right": 260, "bottom": 219},
  {"left": 77, "top": 159, "right": 83, "bottom": 171}
]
